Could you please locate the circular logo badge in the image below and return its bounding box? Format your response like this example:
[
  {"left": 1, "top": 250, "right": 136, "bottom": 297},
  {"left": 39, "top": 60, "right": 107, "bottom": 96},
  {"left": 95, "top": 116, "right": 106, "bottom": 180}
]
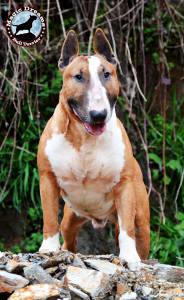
[{"left": 6, "top": 7, "right": 45, "bottom": 47}]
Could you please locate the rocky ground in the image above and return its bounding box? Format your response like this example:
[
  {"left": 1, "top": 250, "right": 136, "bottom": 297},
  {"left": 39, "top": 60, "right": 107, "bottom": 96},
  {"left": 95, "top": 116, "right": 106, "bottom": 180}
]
[{"left": 0, "top": 251, "right": 184, "bottom": 300}]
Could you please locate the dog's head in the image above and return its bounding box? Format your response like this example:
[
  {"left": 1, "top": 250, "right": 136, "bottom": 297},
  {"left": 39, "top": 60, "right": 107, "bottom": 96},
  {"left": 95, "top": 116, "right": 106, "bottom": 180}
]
[
  {"left": 58, "top": 29, "right": 119, "bottom": 136},
  {"left": 29, "top": 15, "right": 37, "bottom": 21}
]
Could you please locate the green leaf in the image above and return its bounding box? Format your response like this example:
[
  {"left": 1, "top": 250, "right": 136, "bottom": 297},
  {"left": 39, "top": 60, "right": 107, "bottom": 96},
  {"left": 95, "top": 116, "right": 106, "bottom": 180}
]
[
  {"left": 152, "top": 169, "right": 159, "bottom": 180},
  {"left": 152, "top": 52, "right": 160, "bottom": 64},
  {"left": 163, "top": 175, "right": 171, "bottom": 185},
  {"left": 149, "top": 153, "right": 162, "bottom": 167},
  {"left": 176, "top": 212, "right": 184, "bottom": 222},
  {"left": 166, "top": 160, "right": 182, "bottom": 172}
]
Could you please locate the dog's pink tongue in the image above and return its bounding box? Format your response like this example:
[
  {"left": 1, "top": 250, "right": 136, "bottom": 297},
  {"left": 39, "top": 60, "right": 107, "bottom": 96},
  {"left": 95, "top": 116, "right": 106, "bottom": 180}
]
[{"left": 84, "top": 122, "right": 106, "bottom": 136}]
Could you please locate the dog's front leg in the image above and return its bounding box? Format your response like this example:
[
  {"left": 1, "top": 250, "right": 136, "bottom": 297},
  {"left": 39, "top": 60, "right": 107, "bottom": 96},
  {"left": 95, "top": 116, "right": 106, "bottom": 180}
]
[
  {"left": 39, "top": 172, "right": 60, "bottom": 252},
  {"left": 115, "top": 181, "right": 141, "bottom": 271}
]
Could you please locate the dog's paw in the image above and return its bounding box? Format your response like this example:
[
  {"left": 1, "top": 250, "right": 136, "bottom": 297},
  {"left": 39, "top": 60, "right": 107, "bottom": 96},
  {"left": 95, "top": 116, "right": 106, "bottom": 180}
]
[
  {"left": 39, "top": 233, "right": 60, "bottom": 253},
  {"left": 119, "top": 230, "right": 142, "bottom": 271},
  {"left": 127, "top": 260, "right": 141, "bottom": 271},
  {"left": 119, "top": 251, "right": 141, "bottom": 271}
]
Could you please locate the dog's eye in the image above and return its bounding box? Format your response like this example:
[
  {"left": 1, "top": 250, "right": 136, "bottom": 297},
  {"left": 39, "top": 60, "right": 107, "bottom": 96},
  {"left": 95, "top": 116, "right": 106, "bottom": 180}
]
[
  {"left": 104, "top": 71, "right": 111, "bottom": 79},
  {"left": 74, "top": 74, "right": 83, "bottom": 82}
]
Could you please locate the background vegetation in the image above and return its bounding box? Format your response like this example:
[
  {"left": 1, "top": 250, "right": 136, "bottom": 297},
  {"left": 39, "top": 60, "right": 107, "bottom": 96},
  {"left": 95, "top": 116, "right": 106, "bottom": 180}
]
[{"left": 0, "top": 0, "right": 184, "bottom": 266}]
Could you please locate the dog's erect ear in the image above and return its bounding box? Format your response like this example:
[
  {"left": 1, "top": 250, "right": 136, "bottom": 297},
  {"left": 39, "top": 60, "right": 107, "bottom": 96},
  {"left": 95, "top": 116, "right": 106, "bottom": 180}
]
[
  {"left": 58, "top": 30, "right": 79, "bottom": 70},
  {"left": 93, "top": 28, "right": 116, "bottom": 64}
]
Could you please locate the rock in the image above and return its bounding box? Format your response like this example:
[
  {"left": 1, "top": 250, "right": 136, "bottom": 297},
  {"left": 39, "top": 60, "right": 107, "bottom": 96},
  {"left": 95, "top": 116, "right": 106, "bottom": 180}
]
[
  {"left": 141, "top": 286, "right": 153, "bottom": 296},
  {"left": 66, "top": 266, "right": 111, "bottom": 298},
  {"left": 0, "top": 252, "right": 11, "bottom": 264},
  {"left": 84, "top": 259, "right": 123, "bottom": 276},
  {"left": 119, "top": 291, "right": 137, "bottom": 299},
  {"left": 69, "top": 284, "right": 90, "bottom": 299},
  {"left": 164, "top": 288, "right": 184, "bottom": 300},
  {"left": 0, "top": 264, "right": 5, "bottom": 269},
  {"left": 116, "top": 283, "right": 130, "bottom": 296},
  {"left": 1, "top": 252, "right": 184, "bottom": 300},
  {"left": 24, "top": 264, "right": 54, "bottom": 284},
  {"left": 112, "top": 257, "right": 121, "bottom": 265},
  {"left": 0, "top": 270, "right": 29, "bottom": 293},
  {"left": 72, "top": 255, "right": 87, "bottom": 268},
  {"left": 7, "top": 283, "right": 70, "bottom": 300},
  {"left": 6, "top": 259, "right": 31, "bottom": 273},
  {"left": 155, "top": 263, "right": 184, "bottom": 282},
  {"left": 45, "top": 266, "right": 58, "bottom": 274},
  {"left": 40, "top": 251, "right": 74, "bottom": 268},
  {"left": 0, "top": 251, "right": 5, "bottom": 258},
  {"left": 142, "top": 259, "right": 158, "bottom": 265}
]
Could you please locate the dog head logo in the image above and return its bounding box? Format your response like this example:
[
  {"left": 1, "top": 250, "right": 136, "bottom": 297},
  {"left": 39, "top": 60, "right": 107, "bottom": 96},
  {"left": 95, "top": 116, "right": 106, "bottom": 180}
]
[{"left": 6, "top": 7, "right": 45, "bottom": 47}]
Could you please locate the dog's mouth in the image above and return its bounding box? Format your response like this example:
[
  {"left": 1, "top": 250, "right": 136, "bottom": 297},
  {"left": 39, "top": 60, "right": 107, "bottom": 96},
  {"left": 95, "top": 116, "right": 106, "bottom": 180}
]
[
  {"left": 71, "top": 105, "right": 106, "bottom": 136},
  {"left": 83, "top": 122, "right": 106, "bottom": 136}
]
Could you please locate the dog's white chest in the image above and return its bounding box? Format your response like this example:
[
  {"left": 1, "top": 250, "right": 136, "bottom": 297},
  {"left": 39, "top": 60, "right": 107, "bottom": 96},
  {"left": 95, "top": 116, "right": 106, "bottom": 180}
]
[{"left": 45, "top": 116, "right": 125, "bottom": 219}]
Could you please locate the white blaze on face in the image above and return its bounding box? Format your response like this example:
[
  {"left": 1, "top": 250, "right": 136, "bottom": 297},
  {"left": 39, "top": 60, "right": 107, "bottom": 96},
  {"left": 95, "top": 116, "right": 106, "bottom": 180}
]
[{"left": 88, "top": 56, "right": 111, "bottom": 119}]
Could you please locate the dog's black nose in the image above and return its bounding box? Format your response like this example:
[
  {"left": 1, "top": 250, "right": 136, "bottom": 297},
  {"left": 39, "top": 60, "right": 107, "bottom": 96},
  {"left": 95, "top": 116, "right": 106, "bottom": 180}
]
[{"left": 90, "top": 109, "right": 107, "bottom": 123}]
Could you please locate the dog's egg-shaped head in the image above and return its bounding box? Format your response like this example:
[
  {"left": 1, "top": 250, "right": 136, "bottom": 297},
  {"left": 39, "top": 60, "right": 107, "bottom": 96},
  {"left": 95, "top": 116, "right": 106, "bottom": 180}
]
[{"left": 58, "top": 29, "right": 119, "bottom": 136}]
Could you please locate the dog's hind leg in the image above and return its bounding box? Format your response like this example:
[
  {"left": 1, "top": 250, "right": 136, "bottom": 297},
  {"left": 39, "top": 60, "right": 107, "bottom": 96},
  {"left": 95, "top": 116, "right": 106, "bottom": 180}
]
[{"left": 60, "top": 204, "right": 86, "bottom": 253}]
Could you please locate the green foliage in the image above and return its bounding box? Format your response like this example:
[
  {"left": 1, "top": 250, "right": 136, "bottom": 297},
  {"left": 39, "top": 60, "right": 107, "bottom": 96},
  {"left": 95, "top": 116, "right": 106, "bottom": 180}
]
[
  {"left": 147, "top": 98, "right": 184, "bottom": 205},
  {"left": 0, "top": 117, "right": 39, "bottom": 210},
  {"left": 23, "top": 232, "right": 43, "bottom": 253},
  {"left": 150, "top": 213, "right": 184, "bottom": 267},
  {"left": 9, "top": 233, "right": 43, "bottom": 253},
  {"left": 147, "top": 91, "right": 184, "bottom": 265},
  {"left": 38, "top": 67, "right": 62, "bottom": 98},
  {"left": 0, "top": 240, "right": 5, "bottom": 251}
]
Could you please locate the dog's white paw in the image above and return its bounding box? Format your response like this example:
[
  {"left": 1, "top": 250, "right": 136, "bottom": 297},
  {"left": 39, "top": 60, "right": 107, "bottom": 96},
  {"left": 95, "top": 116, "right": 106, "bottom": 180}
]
[
  {"left": 39, "top": 233, "right": 60, "bottom": 252},
  {"left": 127, "top": 260, "right": 141, "bottom": 271},
  {"left": 119, "top": 252, "right": 141, "bottom": 271},
  {"left": 119, "top": 230, "right": 141, "bottom": 271}
]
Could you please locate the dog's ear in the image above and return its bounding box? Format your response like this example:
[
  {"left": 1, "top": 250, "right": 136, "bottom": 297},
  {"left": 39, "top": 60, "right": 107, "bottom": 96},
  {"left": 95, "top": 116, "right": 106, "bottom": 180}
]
[
  {"left": 93, "top": 28, "right": 116, "bottom": 64},
  {"left": 58, "top": 30, "right": 79, "bottom": 70}
]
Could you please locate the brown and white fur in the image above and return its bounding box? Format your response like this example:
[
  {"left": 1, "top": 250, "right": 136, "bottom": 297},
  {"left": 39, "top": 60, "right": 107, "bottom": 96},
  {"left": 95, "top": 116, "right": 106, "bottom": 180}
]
[{"left": 37, "top": 29, "right": 150, "bottom": 271}]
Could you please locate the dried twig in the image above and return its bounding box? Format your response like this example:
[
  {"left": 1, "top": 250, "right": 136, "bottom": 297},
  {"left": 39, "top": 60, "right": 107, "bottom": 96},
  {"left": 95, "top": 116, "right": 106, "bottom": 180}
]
[
  {"left": 56, "top": 0, "right": 66, "bottom": 38},
  {"left": 174, "top": 168, "right": 184, "bottom": 217},
  {"left": 0, "top": 114, "right": 17, "bottom": 203},
  {"left": 46, "top": 0, "right": 50, "bottom": 48},
  {"left": 125, "top": 42, "right": 147, "bottom": 102},
  {"left": 88, "top": 0, "right": 100, "bottom": 55}
]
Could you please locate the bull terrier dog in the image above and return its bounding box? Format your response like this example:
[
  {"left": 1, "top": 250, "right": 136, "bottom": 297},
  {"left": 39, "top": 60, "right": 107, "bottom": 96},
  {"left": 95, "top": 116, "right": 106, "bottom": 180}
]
[{"left": 37, "top": 29, "right": 150, "bottom": 270}]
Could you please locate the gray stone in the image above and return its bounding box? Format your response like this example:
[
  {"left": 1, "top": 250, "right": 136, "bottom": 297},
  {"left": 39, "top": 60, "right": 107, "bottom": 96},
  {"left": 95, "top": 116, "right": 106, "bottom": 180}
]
[
  {"left": 85, "top": 259, "right": 123, "bottom": 275},
  {"left": 69, "top": 284, "right": 90, "bottom": 299},
  {"left": 72, "top": 255, "right": 87, "bottom": 268},
  {"left": 142, "top": 286, "right": 153, "bottom": 296},
  {"left": 40, "top": 251, "right": 74, "bottom": 268},
  {"left": 120, "top": 291, "right": 137, "bottom": 299},
  {"left": 66, "top": 266, "right": 111, "bottom": 298},
  {"left": 24, "top": 264, "right": 54, "bottom": 284},
  {"left": 154, "top": 263, "right": 184, "bottom": 282},
  {"left": 0, "top": 270, "right": 29, "bottom": 293},
  {"left": 45, "top": 266, "right": 58, "bottom": 274},
  {"left": 6, "top": 259, "right": 31, "bottom": 273}
]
